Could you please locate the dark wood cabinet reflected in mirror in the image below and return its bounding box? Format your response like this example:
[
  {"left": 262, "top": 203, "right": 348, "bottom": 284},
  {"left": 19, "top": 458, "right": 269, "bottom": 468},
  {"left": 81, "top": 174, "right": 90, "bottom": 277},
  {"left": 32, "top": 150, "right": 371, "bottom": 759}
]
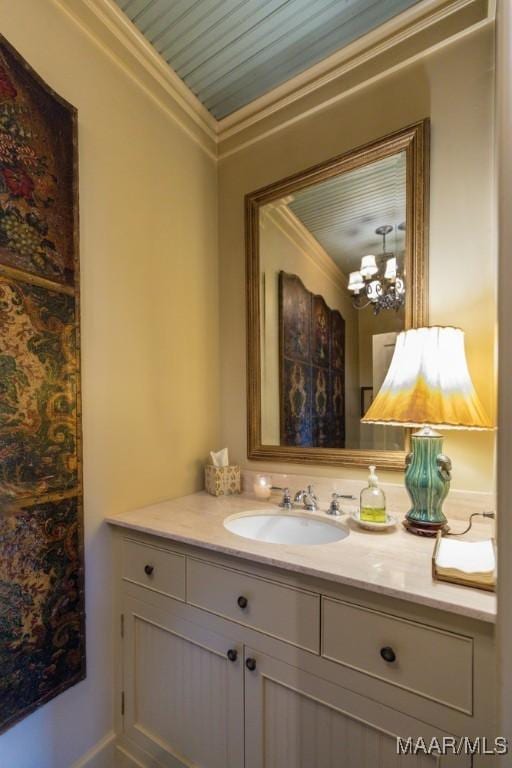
[{"left": 246, "top": 121, "right": 429, "bottom": 470}]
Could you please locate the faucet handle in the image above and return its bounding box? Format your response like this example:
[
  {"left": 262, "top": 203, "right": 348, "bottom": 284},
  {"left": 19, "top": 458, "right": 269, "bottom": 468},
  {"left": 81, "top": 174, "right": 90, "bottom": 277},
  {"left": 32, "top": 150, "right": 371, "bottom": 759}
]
[
  {"left": 278, "top": 487, "right": 292, "bottom": 509},
  {"left": 306, "top": 484, "right": 318, "bottom": 500},
  {"left": 327, "top": 491, "right": 356, "bottom": 517},
  {"left": 327, "top": 491, "right": 356, "bottom": 516},
  {"left": 327, "top": 492, "right": 342, "bottom": 516}
]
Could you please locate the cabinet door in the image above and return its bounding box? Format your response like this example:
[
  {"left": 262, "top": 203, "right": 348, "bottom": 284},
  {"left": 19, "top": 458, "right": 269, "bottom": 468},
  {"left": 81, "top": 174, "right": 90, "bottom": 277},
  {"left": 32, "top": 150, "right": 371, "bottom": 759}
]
[
  {"left": 122, "top": 595, "right": 244, "bottom": 768},
  {"left": 243, "top": 647, "right": 470, "bottom": 768}
]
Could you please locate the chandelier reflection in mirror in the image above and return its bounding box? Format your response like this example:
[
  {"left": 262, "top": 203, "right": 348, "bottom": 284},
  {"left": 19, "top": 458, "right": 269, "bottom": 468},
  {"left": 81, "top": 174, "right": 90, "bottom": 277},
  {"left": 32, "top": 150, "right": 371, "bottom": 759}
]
[{"left": 348, "top": 223, "right": 405, "bottom": 313}]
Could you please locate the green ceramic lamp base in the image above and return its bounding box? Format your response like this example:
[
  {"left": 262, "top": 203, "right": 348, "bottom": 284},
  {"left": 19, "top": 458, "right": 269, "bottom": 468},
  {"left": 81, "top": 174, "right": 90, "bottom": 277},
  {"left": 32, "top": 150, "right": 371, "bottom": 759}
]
[{"left": 403, "top": 427, "right": 452, "bottom": 537}]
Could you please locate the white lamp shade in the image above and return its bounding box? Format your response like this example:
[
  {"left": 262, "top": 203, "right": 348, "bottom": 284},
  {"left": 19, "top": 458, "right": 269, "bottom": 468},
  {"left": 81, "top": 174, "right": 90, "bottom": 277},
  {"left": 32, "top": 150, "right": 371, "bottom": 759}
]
[
  {"left": 384, "top": 257, "right": 397, "bottom": 280},
  {"left": 360, "top": 255, "right": 378, "bottom": 277},
  {"left": 361, "top": 326, "right": 493, "bottom": 429},
  {"left": 348, "top": 271, "right": 364, "bottom": 292}
]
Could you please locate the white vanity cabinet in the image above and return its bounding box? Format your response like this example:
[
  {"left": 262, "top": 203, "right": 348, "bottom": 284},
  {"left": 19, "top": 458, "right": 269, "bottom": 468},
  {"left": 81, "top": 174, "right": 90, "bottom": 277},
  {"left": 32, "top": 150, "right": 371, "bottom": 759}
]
[{"left": 112, "top": 530, "right": 495, "bottom": 768}]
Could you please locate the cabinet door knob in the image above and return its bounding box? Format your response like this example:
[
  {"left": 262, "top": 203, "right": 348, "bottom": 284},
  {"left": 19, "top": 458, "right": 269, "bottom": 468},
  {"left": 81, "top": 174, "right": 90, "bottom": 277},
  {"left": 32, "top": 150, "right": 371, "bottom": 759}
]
[
  {"left": 380, "top": 646, "right": 396, "bottom": 663},
  {"left": 227, "top": 649, "right": 238, "bottom": 663},
  {"left": 237, "top": 595, "right": 248, "bottom": 609},
  {"left": 144, "top": 564, "right": 154, "bottom": 576},
  {"left": 245, "top": 657, "right": 256, "bottom": 672}
]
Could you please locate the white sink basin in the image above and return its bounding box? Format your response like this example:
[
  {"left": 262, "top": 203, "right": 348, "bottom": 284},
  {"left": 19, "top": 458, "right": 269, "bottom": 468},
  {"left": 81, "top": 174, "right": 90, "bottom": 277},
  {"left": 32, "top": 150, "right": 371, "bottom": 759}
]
[{"left": 223, "top": 511, "right": 349, "bottom": 546}]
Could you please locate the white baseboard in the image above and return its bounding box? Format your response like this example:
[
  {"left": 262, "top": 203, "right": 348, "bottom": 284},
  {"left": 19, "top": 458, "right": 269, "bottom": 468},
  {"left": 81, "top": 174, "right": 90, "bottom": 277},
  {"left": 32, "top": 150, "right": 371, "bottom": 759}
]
[
  {"left": 70, "top": 730, "right": 186, "bottom": 768},
  {"left": 115, "top": 744, "right": 146, "bottom": 768},
  {"left": 70, "top": 731, "right": 117, "bottom": 768},
  {"left": 116, "top": 732, "right": 187, "bottom": 768},
  {"left": 69, "top": 731, "right": 145, "bottom": 768}
]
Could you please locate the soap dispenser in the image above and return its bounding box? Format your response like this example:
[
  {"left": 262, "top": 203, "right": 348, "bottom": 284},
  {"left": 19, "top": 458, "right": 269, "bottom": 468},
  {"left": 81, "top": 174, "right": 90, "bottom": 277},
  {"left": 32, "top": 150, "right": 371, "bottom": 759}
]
[{"left": 360, "top": 466, "right": 387, "bottom": 523}]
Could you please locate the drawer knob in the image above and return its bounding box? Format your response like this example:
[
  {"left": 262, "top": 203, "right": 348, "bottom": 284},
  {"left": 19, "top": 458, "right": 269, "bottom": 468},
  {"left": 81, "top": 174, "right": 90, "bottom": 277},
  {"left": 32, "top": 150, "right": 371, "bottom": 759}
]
[
  {"left": 227, "top": 649, "right": 238, "bottom": 663},
  {"left": 380, "top": 646, "right": 396, "bottom": 663},
  {"left": 245, "top": 657, "right": 257, "bottom": 672},
  {"left": 237, "top": 595, "right": 248, "bottom": 609},
  {"left": 144, "top": 564, "right": 154, "bottom": 576}
]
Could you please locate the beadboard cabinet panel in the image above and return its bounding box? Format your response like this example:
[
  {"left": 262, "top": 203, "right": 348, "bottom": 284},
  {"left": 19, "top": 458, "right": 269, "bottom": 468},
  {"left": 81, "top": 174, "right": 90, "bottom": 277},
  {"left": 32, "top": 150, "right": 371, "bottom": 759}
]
[
  {"left": 243, "top": 648, "right": 469, "bottom": 768},
  {"left": 122, "top": 595, "right": 244, "bottom": 768}
]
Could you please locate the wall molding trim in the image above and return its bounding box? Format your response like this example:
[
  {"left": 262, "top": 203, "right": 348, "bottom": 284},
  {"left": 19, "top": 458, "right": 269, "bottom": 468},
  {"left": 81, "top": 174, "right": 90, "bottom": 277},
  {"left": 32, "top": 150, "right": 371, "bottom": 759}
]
[
  {"left": 217, "top": 0, "right": 492, "bottom": 142},
  {"left": 115, "top": 745, "right": 147, "bottom": 768},
  {"left": 218, "top": 3, "right": 494, "bottom": 159},
  {"left": 53, "top": 0, "right": 218, "bottom": 160},
  {"left": 53, "top": 0, "right": 493, "bottom": 162},
  {"left": 70, "top": 730, "right": 117, "bottom": 768},
  {"left": 261, "top": 202, "right": 348, "bottom": 294},
  {"left": 116, "top": 731, "right": 184, "bottom": 768},
  {"left": 69, "top": 731, "right": 147, "bottom": 768}
]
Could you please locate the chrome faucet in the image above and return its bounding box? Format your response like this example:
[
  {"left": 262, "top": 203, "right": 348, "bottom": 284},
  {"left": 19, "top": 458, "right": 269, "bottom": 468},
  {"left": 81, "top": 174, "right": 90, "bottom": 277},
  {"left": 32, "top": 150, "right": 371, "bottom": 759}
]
[
  {"left": 273, "top": 487, "right": 292, "bottom": 510},
  {"left": 327, "top": 491, "right": 357, "bottom": 516},
  {"left": 294, "top": 485, "right": 318, "bottom": 512}
]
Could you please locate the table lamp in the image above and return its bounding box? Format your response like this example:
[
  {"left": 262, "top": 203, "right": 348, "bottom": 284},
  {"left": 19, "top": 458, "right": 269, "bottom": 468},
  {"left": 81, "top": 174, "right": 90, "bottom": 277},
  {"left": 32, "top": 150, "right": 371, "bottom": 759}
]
[{"left": 361, "top": 327, "right": 493, "bottom": 536}]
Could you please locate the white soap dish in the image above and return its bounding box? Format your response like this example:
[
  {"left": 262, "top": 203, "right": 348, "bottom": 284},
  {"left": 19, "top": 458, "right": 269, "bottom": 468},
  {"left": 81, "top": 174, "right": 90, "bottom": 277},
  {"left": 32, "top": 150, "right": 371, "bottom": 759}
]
[{"left": 351, "top": 510, "right": 398, "bottom": 531}]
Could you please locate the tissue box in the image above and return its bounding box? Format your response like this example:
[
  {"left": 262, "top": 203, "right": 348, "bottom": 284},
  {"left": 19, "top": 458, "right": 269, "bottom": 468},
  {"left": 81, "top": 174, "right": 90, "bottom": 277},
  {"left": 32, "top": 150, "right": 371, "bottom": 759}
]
[{"left": 205, "top": 464, "right": 241, "bottom": 496}]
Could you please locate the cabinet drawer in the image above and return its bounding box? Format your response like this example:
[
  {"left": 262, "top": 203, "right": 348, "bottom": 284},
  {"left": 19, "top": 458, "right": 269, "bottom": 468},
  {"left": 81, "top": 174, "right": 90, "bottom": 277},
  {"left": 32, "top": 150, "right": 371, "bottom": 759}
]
[
  {"left": 122, "top": 538, "right": 186, "bottom": 601},
  {"left": 187, "top": 558, "right": 320, "bottom": 653},
  {"left": 322, "top": 597, "right": 473, "bottom": 713}
]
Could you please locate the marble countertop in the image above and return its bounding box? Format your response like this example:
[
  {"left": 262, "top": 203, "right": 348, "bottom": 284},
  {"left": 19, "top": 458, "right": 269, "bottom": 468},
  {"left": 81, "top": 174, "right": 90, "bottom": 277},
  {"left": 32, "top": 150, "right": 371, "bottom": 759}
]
[{"left": 106, "top": 491, "right": 496, "bottom": 623}]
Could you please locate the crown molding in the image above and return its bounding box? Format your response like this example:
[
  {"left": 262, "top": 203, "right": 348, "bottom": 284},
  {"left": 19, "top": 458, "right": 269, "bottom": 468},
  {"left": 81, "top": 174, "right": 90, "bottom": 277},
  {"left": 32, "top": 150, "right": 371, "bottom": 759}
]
[
  {"left": 54, "top": 0, "right": 218, "bottom": 159},
  {"left": 216, "top": 0, "right": 493, "bottom": 144},
  {"left": 218, "top": 0, "right": 493, "bottom": 159},
  {"left": 54, "top": 0, "right": 493, "bottom": 162},
  {"left": 262, "top": 202, "right": 348, "bottom": 293}
]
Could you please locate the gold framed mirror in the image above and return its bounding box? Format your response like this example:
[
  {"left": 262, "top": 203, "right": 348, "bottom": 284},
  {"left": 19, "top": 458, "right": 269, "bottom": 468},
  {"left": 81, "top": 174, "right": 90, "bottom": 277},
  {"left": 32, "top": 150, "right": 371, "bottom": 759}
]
[{"left": 246, "top": 120, "right": 429, "bottom": 470}]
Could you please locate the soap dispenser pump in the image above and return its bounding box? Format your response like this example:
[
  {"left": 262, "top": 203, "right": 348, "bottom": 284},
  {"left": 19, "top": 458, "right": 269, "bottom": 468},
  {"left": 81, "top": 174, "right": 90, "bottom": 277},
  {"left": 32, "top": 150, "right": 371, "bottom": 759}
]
[{"left": 360, "top": 466, "right": 387, "bottom": 523}]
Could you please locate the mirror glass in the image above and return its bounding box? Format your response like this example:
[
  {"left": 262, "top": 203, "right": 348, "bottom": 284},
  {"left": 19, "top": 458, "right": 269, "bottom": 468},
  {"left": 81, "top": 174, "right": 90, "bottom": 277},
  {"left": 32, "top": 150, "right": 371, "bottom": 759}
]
[{"left": 259, "top": 151, "right": 407, "bottom": 452}]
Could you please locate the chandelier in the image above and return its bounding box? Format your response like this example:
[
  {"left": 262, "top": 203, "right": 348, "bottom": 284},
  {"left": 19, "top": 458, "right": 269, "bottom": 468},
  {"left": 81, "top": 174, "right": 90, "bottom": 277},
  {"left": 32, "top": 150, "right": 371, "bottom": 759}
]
[{"left": 347, "top": 224, "right": 405, "bottom": 314}]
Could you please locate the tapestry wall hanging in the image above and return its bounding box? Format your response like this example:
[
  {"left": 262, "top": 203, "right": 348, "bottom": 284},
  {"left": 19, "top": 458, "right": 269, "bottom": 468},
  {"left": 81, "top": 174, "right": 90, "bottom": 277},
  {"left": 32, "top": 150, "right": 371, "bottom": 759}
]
[
  {"left": 279, "top": 272, "right": 345, "bottom": 448},
  {"left": 0, "top": 35, "right": 84, "bottom": 732}
]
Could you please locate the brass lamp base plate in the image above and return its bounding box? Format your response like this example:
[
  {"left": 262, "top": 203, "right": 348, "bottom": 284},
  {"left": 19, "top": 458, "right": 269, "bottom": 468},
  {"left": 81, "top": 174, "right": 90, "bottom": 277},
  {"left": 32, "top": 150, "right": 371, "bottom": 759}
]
[{"left": 402, "top": 519, "right": 450, "bottom": 537}]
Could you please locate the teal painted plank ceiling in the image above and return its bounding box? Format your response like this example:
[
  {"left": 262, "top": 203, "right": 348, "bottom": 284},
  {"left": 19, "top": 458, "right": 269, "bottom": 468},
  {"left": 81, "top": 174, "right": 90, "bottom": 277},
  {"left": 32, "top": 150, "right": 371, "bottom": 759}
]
[
  {"left": 287, "top": 152, "right": 407, "bottom": 275},
  {"left": 115, "top": 0, "right": 422, "bottom": 119}
]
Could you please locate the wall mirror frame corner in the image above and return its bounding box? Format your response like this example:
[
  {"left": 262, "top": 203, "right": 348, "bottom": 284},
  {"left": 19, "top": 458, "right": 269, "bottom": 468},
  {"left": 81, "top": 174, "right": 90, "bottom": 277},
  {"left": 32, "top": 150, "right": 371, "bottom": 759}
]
[{"left": 246, "top": 120, "right": 430, "bottom": 471}]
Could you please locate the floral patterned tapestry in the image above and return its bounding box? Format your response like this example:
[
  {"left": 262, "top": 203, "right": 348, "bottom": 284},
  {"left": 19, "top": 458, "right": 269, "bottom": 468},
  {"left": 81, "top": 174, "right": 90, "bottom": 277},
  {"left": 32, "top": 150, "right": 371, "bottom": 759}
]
[
  {"left": 279, "top": 272, "right": 345, "bottom": 448},
  {"left": 0, "top": 36, "right": 84, "bottom": 733}
]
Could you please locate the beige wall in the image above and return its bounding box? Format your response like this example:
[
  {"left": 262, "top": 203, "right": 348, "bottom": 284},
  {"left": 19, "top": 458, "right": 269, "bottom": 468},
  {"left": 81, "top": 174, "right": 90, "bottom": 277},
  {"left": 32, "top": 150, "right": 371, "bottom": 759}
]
[
  {"left": 218, "top": 25, "right": 496, "bottom": 493},
  {"left": 0, "top": 1, "right": 219, "bottom": 767},
  {"left": 259, "top": 203, "right": 360, "bottom": 446}
]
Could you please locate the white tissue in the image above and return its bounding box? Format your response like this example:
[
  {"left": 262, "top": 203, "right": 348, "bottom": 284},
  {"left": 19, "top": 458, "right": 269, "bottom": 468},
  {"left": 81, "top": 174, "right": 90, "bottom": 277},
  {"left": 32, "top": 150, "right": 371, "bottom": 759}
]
[{"left": 210, "top": 448, "right": 229, "bottom": 467}]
